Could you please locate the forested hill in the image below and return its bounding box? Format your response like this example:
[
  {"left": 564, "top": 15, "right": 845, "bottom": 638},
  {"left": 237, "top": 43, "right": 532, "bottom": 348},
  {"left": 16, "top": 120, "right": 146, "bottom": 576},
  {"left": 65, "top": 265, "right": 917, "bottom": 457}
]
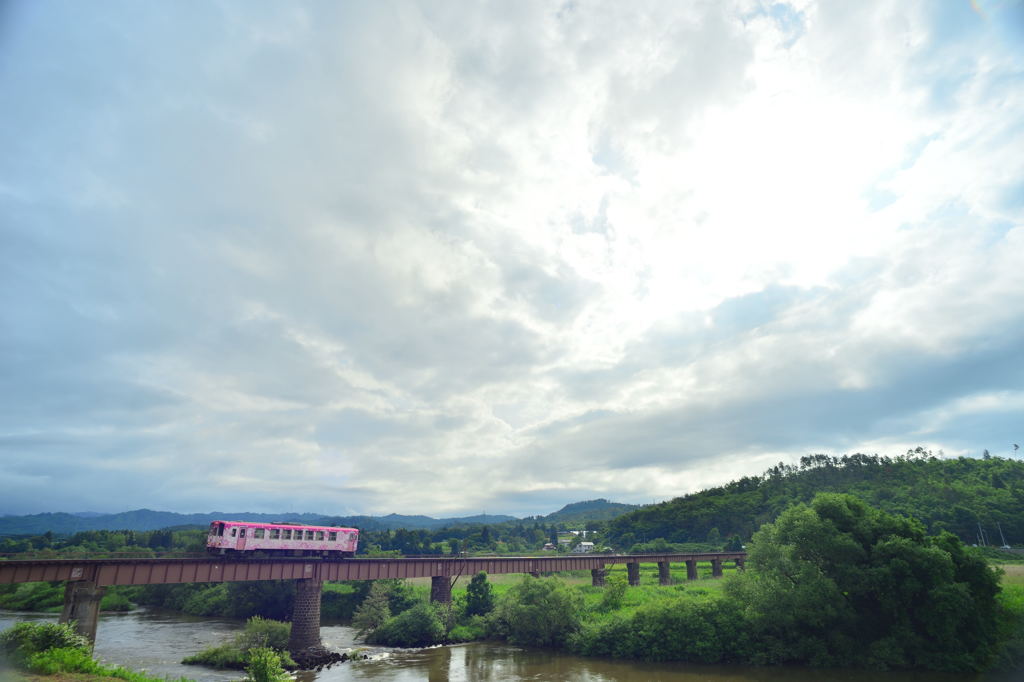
[
  {"left": 526, "top": 499, "right": 638, "bottom": 524},
  {"left": 606, "top": 451, "right": 1024, "bottom": 547}
]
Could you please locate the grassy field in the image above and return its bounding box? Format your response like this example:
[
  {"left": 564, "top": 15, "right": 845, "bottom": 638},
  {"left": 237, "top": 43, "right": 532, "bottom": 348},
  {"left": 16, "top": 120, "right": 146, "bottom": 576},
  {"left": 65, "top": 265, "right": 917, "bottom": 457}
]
[
  {"left": 998, "top": 563, "right": 1024, "bottom": 587},
  {"left": 406, "top": 561, "right": 738, "bottom": 615}
]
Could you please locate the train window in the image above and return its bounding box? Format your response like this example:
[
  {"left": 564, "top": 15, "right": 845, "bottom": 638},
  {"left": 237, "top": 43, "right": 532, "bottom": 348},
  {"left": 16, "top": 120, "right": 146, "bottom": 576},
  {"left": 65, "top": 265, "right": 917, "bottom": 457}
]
[
  {"left": 315, "top": 531, "right": 325, "bottom": 541},
  {"left": 328, "top": 532, "right": 337, "bottom": 542},
  {"left": 270, "top": 528, "right": 280, "bottom": 540},
  {"left": 239, "top": 528, "right": 246, "bottom": 537},
  {"left": 231, "top": 528, "right": 237, "bottom": 537},
  {"left": 218, "top": 524, "right": 225, "bottom": 536},
  {"left": 254, "top": 528, "right": 265, "bottom": 539},
  {"left": 282, "top": 529, "right": 292, "bottom": 540},
  {"left": 305, "top": 530, "right": 314, "bottom": 540}
]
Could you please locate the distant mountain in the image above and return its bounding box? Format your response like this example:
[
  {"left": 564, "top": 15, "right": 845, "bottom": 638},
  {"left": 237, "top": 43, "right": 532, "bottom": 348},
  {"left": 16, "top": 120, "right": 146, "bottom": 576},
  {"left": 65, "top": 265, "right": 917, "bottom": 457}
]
[
  {"left": 0, "top": 509, "right": 518, "bottom": 536},
  {"left": 0, "top": 510, "right": 328, "bottom": 536},
  {"left": 318, "top": 513, "right": 517, "bottom": 531},
  {"left": 526, "top": 499, "right": 639, "bottom": 524}
]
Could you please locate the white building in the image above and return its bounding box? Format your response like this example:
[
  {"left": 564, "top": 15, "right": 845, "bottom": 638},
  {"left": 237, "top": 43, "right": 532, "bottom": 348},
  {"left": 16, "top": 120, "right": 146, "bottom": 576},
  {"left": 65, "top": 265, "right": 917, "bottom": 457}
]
[{"left": 571, "top": 541, "right": 595, "bottom": 553}]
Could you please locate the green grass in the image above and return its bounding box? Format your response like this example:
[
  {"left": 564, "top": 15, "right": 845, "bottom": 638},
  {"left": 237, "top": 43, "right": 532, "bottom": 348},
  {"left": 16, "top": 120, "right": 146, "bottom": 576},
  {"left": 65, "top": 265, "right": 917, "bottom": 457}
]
[{"left": 998, "top": 564, "right": 1024, "bottom": 587}]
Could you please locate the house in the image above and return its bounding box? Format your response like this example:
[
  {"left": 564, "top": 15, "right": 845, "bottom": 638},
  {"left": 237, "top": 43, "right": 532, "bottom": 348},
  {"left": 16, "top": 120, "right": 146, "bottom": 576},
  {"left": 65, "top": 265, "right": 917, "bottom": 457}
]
[{"left": 571, "top": 541, "right": 595, "bottom": 553}]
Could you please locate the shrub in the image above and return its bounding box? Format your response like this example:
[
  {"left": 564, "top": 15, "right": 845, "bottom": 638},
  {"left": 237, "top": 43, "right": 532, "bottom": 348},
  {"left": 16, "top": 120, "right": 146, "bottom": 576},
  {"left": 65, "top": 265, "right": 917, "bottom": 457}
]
[
  {"left": 235, "top": 616, "right": 290, "bottom": 652},
  {"left": 26, "top": 645, "right": 101, "bottom": 675},
  {"left": 598, "top": 574, "right": 627, "bottom": 612},
  {"left": 0, "top": 621, "right": 90, "bottom": 666},
  {"left": 447, "top": 616, "right": 487, "bottom": 643},
  {"left": 368, "top": 603, "right": 444, "bottom": 647},
  {"left": 244, "top": 647, "right": 290, "bottom": 682},
  {"left": 465, "top": 572, "right": 494, "bottom": 617},
  {"left": 489, "top": 577, "right": 583, "bottom": 648},
  {"left": 0, "top": 582, "right": 64, "bottom": 611},
  {"left": 101, "top": 590, "right": 135, "bottom": 612},
  {"left": 182, "top": 617, "right": 294, "bottom": 670}
]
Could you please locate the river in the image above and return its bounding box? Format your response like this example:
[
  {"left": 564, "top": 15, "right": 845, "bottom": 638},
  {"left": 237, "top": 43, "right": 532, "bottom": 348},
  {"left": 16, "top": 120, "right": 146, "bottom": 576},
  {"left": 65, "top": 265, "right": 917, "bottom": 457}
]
[{"left": 1, "top": 609, "right": 1019, "bottom": 682}]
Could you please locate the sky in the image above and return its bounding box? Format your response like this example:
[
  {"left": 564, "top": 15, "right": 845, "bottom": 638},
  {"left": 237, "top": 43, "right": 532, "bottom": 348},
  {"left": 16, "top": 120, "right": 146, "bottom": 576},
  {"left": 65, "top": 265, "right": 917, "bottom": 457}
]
[{"left": 1, "top": 0, "right": 1022, "bottom": 518}]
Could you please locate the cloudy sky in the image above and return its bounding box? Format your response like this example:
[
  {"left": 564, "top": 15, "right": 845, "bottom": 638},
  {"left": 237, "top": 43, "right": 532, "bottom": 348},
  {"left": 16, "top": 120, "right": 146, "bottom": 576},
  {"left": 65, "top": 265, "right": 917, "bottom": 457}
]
[{"left": 1, "top": 1, "right": 1022, "bottom": 517}]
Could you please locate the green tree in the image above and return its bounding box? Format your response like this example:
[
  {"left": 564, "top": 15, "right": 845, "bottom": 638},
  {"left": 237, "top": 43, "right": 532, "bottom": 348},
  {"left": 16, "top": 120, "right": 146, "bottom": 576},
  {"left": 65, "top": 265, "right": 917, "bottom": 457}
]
[
  {"left": 598, "top": 573, "right": 627, "bottom": 611},
  {"left": 465, "top": 572, "right": 494, "bottom": 617},
  {"left": 244, "top": 647, "right": 289, "bottom": 682},
  {"left": 489, "top": 577, "right": 583, "bottom": 647},
  {"left": 727, "top": 493, "right": 1002, "bottom": 671},
  {"left": 352, "top": 582, "right": 391, "bottom": 638},
  {"left": 368, "top": 602, "right": 444, "bottom": 647}
]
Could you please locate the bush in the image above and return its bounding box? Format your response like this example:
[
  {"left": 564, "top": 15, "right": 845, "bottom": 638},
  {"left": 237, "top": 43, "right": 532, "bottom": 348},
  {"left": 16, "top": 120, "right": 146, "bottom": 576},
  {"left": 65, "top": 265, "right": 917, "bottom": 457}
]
[
  {"left": 244, "top": 647, "right": 290, "bottom": 682},
  {"left": 101, "top": 590, "right": 135, "bottom": 612},
  {"left": 465, "top": 572, "right": 494, "bottom": 617},
  {"left": 368, "top": 602, "right": 444, "bottom": 647},
  {"left": 488, "top": 577, "right": 583, "bottom": 648},
  {"left": 183, "top": 617, "right": 294, "bottom": 670},
  {"left": 598, "top": 574, "right": 627, "bottom": 612},
  {"left": 235, "top": 616, "right": 290, "bottom": 652},
  {"left": 0, "top": 582, "right": 65, "bottom": 612},
  {"left": 0, "top": 621, "right": 90, "bottom": 666},
  {"left": 26, "top": 645, "right": 101, "bottom": 675},
  {"left": 447, "top": 616, "right": 487, "bottom": 643}
]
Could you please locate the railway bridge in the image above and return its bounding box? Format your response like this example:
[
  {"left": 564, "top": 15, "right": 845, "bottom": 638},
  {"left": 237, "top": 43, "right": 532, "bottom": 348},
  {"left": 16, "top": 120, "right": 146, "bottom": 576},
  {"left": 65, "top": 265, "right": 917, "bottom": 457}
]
[{"left": 0, "top": 552, "right": 745, "bottom": 655}]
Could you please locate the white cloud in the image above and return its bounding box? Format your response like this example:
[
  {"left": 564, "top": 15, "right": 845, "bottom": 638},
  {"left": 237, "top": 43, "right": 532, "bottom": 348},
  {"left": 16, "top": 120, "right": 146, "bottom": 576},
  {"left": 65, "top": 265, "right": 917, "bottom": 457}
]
[{"left": 0, "top": 0, "right": 1021, "bottom": 516}]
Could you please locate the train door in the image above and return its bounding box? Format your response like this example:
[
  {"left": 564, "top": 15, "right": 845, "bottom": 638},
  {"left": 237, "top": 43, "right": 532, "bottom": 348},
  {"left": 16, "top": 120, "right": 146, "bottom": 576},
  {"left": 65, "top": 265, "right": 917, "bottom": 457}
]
[{"left": 236, "top": 527, "right": 247, "bottom": 551}]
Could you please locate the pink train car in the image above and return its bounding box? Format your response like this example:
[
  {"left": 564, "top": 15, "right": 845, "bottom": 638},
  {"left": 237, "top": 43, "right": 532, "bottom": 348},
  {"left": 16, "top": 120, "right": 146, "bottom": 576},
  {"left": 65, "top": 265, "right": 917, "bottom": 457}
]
[{"left": 206, "top": 520, "right": 359, "bottom": 557}]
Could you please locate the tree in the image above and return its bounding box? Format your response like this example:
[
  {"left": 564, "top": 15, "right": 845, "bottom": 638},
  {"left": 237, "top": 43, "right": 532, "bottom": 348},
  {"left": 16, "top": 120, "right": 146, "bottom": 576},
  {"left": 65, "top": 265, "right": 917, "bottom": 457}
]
[
  {"left": 352, "top": 582, "right": 391, "bottom": 638},
  {"left": 727, "top": 493, "right": 1002, "bottom": 671},
  {"left": 705, "top": 527, "right": 721, "bottom": 546},
  {"left": 368, "top": 603, "right": 444, "bottom": 647},
  {"left": 490, "top": 577, "right": 582, "bottom": 647},
  {"left": 465, "top": 572, "right": 494, "bottom": 617},
  {"left": 244, "top": 647, "right": 289, "bottom": 682},
  {"left": 598, "top": 573, "right": 627, "bottom": 611}
]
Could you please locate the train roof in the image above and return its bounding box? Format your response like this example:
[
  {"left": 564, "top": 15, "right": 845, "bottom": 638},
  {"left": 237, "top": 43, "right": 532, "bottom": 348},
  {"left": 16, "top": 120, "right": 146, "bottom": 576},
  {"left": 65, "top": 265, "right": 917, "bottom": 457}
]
[{"left": 209, "top": 520, "right": 359, "bottom": 532}]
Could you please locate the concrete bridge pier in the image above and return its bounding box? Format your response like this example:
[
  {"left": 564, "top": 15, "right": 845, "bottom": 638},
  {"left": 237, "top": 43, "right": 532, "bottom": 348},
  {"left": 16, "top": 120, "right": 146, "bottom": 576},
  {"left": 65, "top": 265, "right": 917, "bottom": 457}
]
[
  {"left": 657, "top": 562, "right": 672, "bottom": 585},
  {"left": 711, "top": 559, "right": 723, "bottom": 578},
  {"left": 288, "top": 578, "right": 323, "bottom": 654},
  {"left": 430, "top": 576, "right": 452, "bottom": 603},
  {"left": 686, "top": 559, "right": 698, "bottom": 581},
  {"left": 59, "top": 580, "right": 105, "bottom": 650},
  {"left": 627, "top": 562, "right": 640, "bottom": 586},
  {"left": 591, "top": 568, "right": 606, "bottom": 587},
  {"left": 735, "top": 558, "right": 745, "bottom": 570}
]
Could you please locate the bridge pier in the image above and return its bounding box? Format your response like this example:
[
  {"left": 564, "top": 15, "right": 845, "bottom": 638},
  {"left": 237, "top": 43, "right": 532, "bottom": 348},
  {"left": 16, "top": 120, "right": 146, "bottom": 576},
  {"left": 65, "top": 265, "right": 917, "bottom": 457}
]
[
  {"left": 657, "top": 561, "right": 672, "bottom": 585},
  {"left": 59, "top": 580, "right": 105, "bottom": 650},
  {"left": 736, "top": 557, "right": 745, "bottom": 570},
  {"left": 711, "top": 558, "right": 723, "bottom": 578},
  {"left": 430, "top": 576, "right": 452, "bottom": 603},
  {"left": 686, "top": 559, "right": 698, "bottom": 581},
  {"left": 591, "top": 568, "right": 606, "bottom": 586},
  {"left": 627, "top": 562, "right": 640, "bottom": 586},
  {"left": 288, "top": 578, "right": 323, "bottom": 654}
]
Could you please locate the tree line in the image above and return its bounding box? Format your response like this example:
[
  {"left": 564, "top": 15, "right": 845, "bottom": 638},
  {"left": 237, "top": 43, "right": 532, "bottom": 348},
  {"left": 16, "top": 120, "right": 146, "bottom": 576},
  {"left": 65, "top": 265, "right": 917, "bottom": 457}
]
[{"left": 606, "top": 450, "right": 1024, "bottom": 547}]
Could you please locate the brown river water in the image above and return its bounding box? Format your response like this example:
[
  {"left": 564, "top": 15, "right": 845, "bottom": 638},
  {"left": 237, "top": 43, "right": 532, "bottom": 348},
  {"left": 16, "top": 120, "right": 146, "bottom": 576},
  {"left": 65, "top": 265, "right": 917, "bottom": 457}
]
[{"left": 2, "top": 609, "right": 1020, "bottom": 681}]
